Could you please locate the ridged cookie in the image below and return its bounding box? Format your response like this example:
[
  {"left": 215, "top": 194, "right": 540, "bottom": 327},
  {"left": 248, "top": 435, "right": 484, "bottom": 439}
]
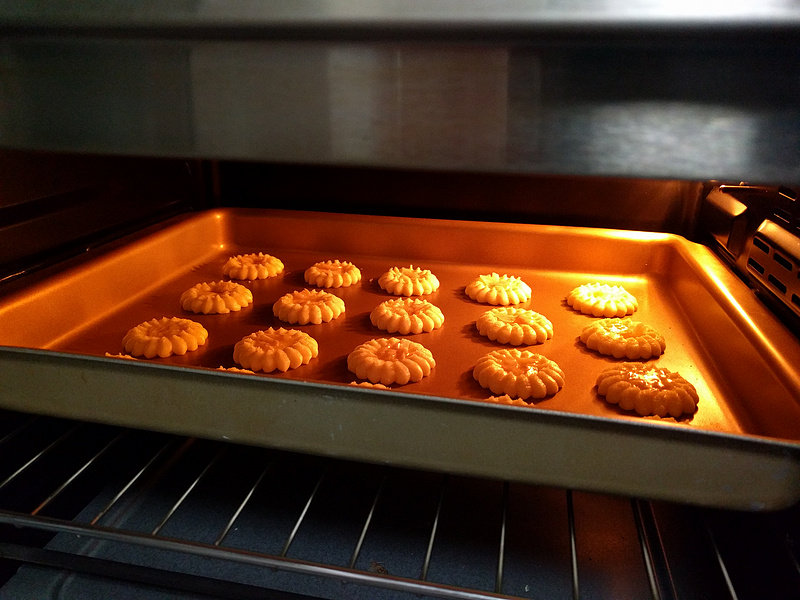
[
  {"left": 580, "top": 318, "right": 665, "bottom": 359},
  {"left": 304, "top": 260, "right": 362, "bottom": 288},
  {"left": 567, "top": 282, "right": 637, "bottom": 317},
  {"left": 223, "top": 252, "right": 284, "bottom": 280},
  {"left": 473, "top": 349, "right": 565, "bottom": 400},
  {"left": 476, "top": 307, "right": 552, "bottom": 345},
  {"left": 180, "top": 281, "right": 253, "bottom": 314},
  {"left": 347, "top": 337, "right": 435, "bottom": 385},
  {"left": 378, "top": 266, "right": 440, "bottom": 296},
  {"left": 370, "top": 298, "right": 444, "bottom": 334},
  {"left": 595, "top": 363, "right": 698, "bottom": 418},
  {"left": 273, "top": 289, "right": 345, "bottom": 325},
  {"left": 233, "top": 327, "right": 318, "bottom": 373},
  {"left": 122, "top": 317, "right": 208, "bottom": 359},
  {"left": 465, "top": 273, "right": 531, "bottom": 305}
]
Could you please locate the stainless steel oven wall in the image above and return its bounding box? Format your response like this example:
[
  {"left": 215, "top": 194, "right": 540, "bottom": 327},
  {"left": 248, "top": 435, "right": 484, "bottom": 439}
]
[
  {"left": 0, "top": 4, "right": 798, "bottom": 185},
  {"left": 0, "top": 151, "right": 200, "bottom": 283}
]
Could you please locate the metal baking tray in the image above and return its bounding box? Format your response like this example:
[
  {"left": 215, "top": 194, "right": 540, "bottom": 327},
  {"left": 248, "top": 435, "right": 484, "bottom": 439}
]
[{"left": 1, "top": 208, "right": 799, "bottom": 510}]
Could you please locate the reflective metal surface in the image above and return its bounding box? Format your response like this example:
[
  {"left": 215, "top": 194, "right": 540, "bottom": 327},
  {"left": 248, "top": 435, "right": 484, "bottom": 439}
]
[{"left": 0, "top": 4, "right": 798, "bottom": 183}]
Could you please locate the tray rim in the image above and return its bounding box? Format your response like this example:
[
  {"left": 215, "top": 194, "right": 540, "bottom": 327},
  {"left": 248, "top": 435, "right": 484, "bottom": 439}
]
[{"left": 1, "top": 346, "right": 799, "bottom": 511}]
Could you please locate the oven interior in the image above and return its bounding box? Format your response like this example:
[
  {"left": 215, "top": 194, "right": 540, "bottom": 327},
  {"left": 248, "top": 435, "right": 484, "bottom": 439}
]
[
  {"left": 1, "top": 154, "right": 799, "bottom": 600},
  {"left": 2, "top": 5, "right": 800, "bottom": 599}
]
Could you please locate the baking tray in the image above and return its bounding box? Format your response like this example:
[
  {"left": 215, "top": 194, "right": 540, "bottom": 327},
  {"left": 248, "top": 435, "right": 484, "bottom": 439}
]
[{"left": 1, "top": 208, "right": 799, "bottom": 510}]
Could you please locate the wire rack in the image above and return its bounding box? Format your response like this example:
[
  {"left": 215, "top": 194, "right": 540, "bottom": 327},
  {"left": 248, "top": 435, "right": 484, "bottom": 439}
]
[{"left": 0, "top": 409, "right": 797, "bottom": 600}]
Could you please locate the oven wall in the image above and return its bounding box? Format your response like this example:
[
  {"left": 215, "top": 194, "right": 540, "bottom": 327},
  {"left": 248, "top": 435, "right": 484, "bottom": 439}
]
[
  {"left": 216, "top": 163, "right": 704, "bottom": 235},
  {"left": 0, "top": 151, "right": 201, "bottom": 281}
]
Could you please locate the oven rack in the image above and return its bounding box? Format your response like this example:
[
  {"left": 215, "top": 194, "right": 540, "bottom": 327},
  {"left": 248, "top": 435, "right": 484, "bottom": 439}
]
[{"left": 0, "top": 410, "right": 797, "bottom": 600}]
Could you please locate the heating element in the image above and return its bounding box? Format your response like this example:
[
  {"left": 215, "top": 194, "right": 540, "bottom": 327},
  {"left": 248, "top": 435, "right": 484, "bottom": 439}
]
[{"left": 0, "top": 408, "right": 798, "bottom": 599}]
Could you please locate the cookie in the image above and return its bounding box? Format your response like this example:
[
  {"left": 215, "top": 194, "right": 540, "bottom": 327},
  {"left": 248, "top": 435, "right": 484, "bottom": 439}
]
[
  {"left": 347, "top": 337, "right": 435, "bottom": 385},
  {"left": 475, "top": 306, "right": 552, "bottom": 345},
  {"left": 273, "top": 289, "right": 345, "bottom": 325},
  {"left": 484, "top": 394, "right": 536, "bottom": 407},
  {"left": 595, "top": 363, "right": 699, "bottom": 418},
  {"left": 580, "top": 318, "right": 665, "bottom": 359},
  {"left": 216, "top": 366, "right": 256, "bottom": 375},
  {"left": 349, "top": 381, "right": 391, "bottom": 390},
  {"left": 223, "top": 252, "right": 284, "bottom": 280},
  {"left": 122, "top": 317, "right": 209, "bottom": 359},
  {"left": 370, "top": 298, "right": 444, "bottom": 334},
  {"left": 233, "top": 327, "right": 318, "bottom": 373},
  {"left": 378, "top": 266, "right": 440, "bottom": 296},
  {"left": 304, "top": 260, "right": 362, "bottom": 288},
  {"left": 104, "top": 352, "right": 137, "bottom": 361},
  {"left": 465, "top": 273, "right": 531, "bottom": 305},
  {"left": 180, "top": 281, "right": 253, "bottom": 314},
  {"left": 473, "top": 349, "right": 565, "bottom": 400},
  {"left": 566, "top": 282, "right": 638, "bottom": 317}
]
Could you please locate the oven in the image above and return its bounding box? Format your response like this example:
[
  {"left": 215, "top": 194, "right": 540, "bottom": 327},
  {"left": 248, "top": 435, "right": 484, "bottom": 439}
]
[{"left": 0, "top": 5, "right": 799, "bottom": 599}]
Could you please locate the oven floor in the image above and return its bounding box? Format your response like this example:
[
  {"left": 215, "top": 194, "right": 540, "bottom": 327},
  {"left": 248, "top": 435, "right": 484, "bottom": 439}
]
[{"left": 0, "top": 410, "right": 797, "bottom": 600}]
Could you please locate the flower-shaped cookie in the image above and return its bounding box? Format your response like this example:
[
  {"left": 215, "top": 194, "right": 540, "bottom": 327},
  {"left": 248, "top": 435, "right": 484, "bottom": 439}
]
[
  {"left": 122, "top": 317, "right": 208, "bottom": 359},
  {"left": 580, "top": 318, "right": 665, "bottom": 359},
  {"left": 378, "top": 266, "right": 440, "bottom": 296},
  {"left": 180, "top": 281, "right": 253, "bottom": 314},
  {"left": 347, "top": 337, "right": 435, "bottom": 385},
  {"left": 370, "top": 298, "right": 444, "bottom": 334},
  {"left": 567, "top": 282, "right": 637, "bottom": 317},
  {"left": 476, "top": 307, "right": 552, "bottom": 345},
  {"left": 233, "top": 327, "right": 318, "bottom": 373},
  {"left": 304, "top": 260, "right": 362, "bottom": 288},
  {"left": 595, "top": 363, "right": 698, "bottom": 418},
  {"left": 473, "top": 349, "right": 565, "bottom": 400},
  {"left": 465, "top": 273, "right": 531, "bottom": 305},
  {"left": 223, "top": 253, "right": 284, "bottom": 280},
  {"left": 273, "top": 289, "right": 345, "bottom": 325}
]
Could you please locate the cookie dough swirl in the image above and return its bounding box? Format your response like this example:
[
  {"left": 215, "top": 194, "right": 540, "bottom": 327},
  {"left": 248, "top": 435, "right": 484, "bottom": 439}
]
[
  {"left": 233, "top": 327, "right": 318, "bottom": 373},
  {"left": 567, "top": 282, "right": 638, "bottom": 317},
  {"left": 370, "top": 298, "right": 445, "bottom": 334},
  {"left": 223, "top": 252, "right": 284, "bottom": 280},
  {"left": 347, "top": 337, "right": 435, "bottom": 385},
  {"left": 180, "top": 281, "right": 253, "bottom": 314},
  {"left": 122, "top": 317, "right": 209, "bottom": 359},
  {"left": 273, "top": 289, "right": 345, "bottom": 325},
  {"left": 580, "top": 318, "right": 665, "bottom": 359},
  {"left": 304, "top": 260, "right": 362, "bottom": 288},
  {"left": 473, "top": 349, "right": 565, "bottom": 400},
  {"left": 465, "top": 273, "right": 532, "bottom": 305},
  {"left": 476, "top": 307, "right": 552, "bottom": 345},
  {"left": 378, "top": 265, "right": 440, "bottom": 297},
  {"left": 595, "top": 363, "right": 698, "bottom": 418}
]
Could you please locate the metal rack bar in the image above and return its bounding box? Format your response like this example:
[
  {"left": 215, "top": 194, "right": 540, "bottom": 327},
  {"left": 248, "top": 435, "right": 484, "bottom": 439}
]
[
  {"left": 151, "top": 447, "right": 226, "bottom": 536},
  {"left": 281, "top": 469, "right": 326, "bottom": 558},
  {"left": 0, "top": 541, "right": 316, "bottom": 600},
  {"left": 214, "top": 462, "right": 271, "bottom": 547},
  {"left": 0, "top": 512, "right": 526, "bottom": 600},
  {"left": 566, "top": 490, "right": 579, "bottom": 600},
  {"left": 632, "top": 500, "right": 664, "bottom": 600},
  {"left": 30, "top": 432, "right": 125, "bottom": 516},
  {"left": 705, "top": 521, "right": 740, "bottom": 600},
  {"left": 89, "top": 439, "right": 177, "bottom": 526},
  {"left": 0, "top": 415, "right": 38, "bottom": 447},
  {"left": 421, "top": 474, "right": 448, "bottom": 582},
  {"left": 348, "top": 472, "right": 386, "bottom": 569},
  {"left": 495, "top": 481, "right": 508, "bottom": 594},
  {"left": 0, "top": 424, "right": 81, "bottom": 492}
]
